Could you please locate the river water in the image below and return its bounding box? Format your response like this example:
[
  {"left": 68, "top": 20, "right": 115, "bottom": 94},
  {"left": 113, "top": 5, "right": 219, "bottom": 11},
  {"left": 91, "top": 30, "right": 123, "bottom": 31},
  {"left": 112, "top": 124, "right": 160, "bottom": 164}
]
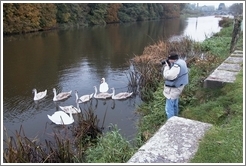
[{"left": 2, "top": 16, "right": 222, "bottom": 144}]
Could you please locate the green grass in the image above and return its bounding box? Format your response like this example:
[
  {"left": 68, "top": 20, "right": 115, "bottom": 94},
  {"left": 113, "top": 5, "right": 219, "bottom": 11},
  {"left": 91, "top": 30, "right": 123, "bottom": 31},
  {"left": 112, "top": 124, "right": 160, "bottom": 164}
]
[
  {"left": 84, "top": 124, "right": 136, "bottom": 163},
  {"left": 188, "top": 70, "right": 243, "bottom": 163}
]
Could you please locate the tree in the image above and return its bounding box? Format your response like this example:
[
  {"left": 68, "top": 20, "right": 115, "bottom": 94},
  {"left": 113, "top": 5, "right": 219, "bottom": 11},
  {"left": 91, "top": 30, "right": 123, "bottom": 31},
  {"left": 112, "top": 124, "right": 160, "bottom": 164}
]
[
  {"left": 87, "top": 3, "right": 108, "bottom": 25},
  {"left": 228, "top": 3, "right": 243, "bottom": 16},
  {"left": 39, "top": 3, "right": 57, "bottom": 30},
  {"left": 218, "top": 3, "right": 226, "bottom": 10},
  {"left": 105, "top": 3, "right": 122, "bottom": 23},
  {"left": 3, "top": 3, "right": 41, "bottom": 34},
  {"left": 162, "top": 3, "right": 180, "bottom": 18}
]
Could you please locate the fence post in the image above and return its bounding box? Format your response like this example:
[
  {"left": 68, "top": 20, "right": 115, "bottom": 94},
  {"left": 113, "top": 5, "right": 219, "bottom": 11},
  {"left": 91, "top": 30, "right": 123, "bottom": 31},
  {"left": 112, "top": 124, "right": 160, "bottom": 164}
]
[{"left": 230, "top": 16, "right": 243, "bottom": 53}]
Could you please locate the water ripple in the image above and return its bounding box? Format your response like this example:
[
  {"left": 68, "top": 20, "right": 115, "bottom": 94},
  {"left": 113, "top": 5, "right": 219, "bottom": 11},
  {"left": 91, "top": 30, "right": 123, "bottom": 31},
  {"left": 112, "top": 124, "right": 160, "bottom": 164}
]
[{"left": 3, "top": 95, "right": 55, "bottom": 123}]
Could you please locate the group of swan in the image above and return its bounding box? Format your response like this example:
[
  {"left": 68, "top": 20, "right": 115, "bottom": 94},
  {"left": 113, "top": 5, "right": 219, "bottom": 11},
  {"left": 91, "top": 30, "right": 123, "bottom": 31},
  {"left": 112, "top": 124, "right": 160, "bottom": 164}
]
[
  {"left": 33, "top": 88, "right": 75, "bottom": 125},
  {"left": 94, "top": 78, "right": 133, "bottom": 100},
  {"left": 35, "top": 77, "right": 133, "bottom": 125},
  {"left": 32, "top": 88, "right": 72, "bottom": 101}
]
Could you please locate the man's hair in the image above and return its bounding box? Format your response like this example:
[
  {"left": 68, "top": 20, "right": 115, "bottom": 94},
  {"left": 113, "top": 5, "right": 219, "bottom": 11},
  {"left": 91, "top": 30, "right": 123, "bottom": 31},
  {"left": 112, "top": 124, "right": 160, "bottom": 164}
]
[{"left": 168, "top": 52, "right": 179, "bottom": 60}]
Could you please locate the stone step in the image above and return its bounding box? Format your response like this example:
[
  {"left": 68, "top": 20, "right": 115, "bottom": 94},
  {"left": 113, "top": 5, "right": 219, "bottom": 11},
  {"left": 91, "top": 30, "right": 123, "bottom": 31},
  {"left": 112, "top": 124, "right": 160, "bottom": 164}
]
[
  {"left": 203, "top": 50, "right": 243, "bottom": 88},
  {"left": 127, "top": 116, "right": 212, "bottom": 163}
]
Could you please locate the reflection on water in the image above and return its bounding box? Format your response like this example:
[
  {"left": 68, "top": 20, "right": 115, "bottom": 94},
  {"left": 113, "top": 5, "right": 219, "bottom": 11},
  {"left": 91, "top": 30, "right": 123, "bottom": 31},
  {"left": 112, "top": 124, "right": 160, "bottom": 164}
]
[
  {"left": 182, "top": 16, "right": 222, "bottom": 41},
  {"left": 3, "top": 16, "right": 222, "bottom": 144}
]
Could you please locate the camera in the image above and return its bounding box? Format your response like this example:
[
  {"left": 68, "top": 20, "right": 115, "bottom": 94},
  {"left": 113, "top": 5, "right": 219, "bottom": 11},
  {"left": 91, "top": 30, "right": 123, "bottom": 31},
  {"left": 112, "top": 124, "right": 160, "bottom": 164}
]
[{"left": 161, "top": 59, "right": 169, "bottom": 65}]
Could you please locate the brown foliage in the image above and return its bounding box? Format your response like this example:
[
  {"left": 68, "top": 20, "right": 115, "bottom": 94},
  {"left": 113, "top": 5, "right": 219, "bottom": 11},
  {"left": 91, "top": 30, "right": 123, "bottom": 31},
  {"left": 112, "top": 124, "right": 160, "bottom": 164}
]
[
  {"left": 218, "top": 17, "right": 233, "bottom": 28},
  {"left": 105, "top": 3, "right": 122, "bottom": 23},
  {"left": 132, "top": 41, "right": 168, "bottom": 65},
  {"left": 163, "top": 3, "right": 181, "bottom": 18},
  {"left": 132, "top": 37, "right": 195, "bottom": 65}
]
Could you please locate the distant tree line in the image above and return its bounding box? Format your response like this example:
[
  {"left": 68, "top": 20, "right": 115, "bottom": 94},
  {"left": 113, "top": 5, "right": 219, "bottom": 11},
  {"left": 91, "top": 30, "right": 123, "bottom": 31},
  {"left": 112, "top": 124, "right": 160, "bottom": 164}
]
[{"left": 3, "top": 3, "right": 186, "bottom": 35}]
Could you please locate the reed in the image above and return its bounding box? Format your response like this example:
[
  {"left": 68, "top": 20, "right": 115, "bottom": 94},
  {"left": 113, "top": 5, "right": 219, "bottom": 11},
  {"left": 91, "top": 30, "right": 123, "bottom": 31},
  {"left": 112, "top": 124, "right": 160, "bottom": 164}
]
[{"left": 128, "top": 37, "right": 201, "bottom": 102}]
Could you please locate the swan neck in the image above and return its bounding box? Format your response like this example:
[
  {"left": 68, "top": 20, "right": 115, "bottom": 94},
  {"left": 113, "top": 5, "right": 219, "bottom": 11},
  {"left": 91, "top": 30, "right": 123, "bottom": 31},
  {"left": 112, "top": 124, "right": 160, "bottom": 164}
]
[
  {"left": 112, "top": 89, "right": 115, "bottom": 96},
  {"left": 69, "top": 112, "right": 73, "bottom": 119},
  {"left": 94, "top": 87, "right": 97, "bottom": 95},
  {"left": 53, "top": 90, "right": 57, "bottom": 100},
  {"left": 75, "top": 92, "right": 78, "bottom": 100}
]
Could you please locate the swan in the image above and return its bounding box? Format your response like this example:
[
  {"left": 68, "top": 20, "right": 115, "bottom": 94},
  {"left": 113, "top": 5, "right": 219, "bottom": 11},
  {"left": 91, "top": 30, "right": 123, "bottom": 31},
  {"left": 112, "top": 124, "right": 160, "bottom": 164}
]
[
  {"left": 93, "top": 86, "right": 112, "bottom": 99},
  {"left": 59, "top": 99, "right": 81, "bottom": 114},
  {"left": 53, "top": 88, "right": 72, "bottom": 101},
  {"left": 47, "top": 110, "right": 74, "bottom": 125},
  {"left": 111, "top": 87, "right": 133, "bottom": 100},
  {"left": 32, "top": 88, "right": 47, "bottom": 101},
  {"left": 75, "top": 90, "right": 93, "bottom": 103},
  {"left": 99, "top": 77, "right": 109, "bottom": 93}
]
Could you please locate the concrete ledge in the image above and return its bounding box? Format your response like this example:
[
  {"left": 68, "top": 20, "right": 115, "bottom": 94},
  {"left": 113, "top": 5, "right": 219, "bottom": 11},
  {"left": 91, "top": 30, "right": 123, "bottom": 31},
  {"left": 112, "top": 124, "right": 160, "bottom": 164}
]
[
  {"left": 127, "top": 116, "right": 212, "bottom": 163},
  {"left": 203, "top": 50, "right": 243, "bottom": 88},
  {"left": 231, "top": 50, "right": 243, "bottom": 55}
]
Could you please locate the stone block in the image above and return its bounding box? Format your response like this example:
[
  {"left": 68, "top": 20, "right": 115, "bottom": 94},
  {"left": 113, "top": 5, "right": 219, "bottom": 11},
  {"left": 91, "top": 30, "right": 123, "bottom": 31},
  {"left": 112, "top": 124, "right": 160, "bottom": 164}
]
[
  {"left": 217, "top": 63, "right": 242, "bottom": 72},
  {"left": 127, "top": 116, "right": 212, "bottom": 163},
  {"left": 224, "top": 57, "right": 243, "bottom": 64}
]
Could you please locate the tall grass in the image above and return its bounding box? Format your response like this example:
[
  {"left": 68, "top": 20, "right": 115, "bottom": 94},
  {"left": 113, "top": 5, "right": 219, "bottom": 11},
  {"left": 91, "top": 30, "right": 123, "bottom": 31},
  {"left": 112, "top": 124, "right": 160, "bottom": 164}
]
[{"left": 84, "top": 124, "right": 136, "bottom": 163}]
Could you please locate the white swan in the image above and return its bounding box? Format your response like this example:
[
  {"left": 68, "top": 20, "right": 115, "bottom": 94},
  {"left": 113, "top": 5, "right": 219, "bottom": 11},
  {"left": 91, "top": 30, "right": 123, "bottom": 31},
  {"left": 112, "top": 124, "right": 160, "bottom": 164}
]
[
  {"left": 93, "top": 86, "right": 112, "bottom": 99},
  {"left": 111, "top": 87, "right": 133, "bottom": 100},
  {"left": 99, "top": 77, "right": 109, "bottom": 93},
  {"left": 75, "top": 90, "right": 93, "bottom": 103},
  {"left": 59, "top": 99, "right": 81, "bottom": 114},
  {"left": 53, "top": 88, "right": 72, "bottom": 101},
  {"left": 47, "top": 111, "right": 74, "bottom": 125},
  {"left": 32, "top": 88, "right": 47, "bottom": 101}
]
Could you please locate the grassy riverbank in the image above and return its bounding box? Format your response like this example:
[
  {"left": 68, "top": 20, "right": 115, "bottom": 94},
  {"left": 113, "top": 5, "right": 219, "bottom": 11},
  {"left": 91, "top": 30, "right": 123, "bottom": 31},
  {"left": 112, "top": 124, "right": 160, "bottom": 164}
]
[{"left": 84, "top": 19, "right": 244, "bottom": 163}]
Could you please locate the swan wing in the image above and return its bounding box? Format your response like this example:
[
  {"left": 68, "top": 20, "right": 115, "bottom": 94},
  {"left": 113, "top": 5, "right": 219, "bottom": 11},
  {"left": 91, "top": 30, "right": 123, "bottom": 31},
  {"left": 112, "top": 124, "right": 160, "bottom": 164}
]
[
  {"left": 119, "top": 92, "right": 133, "bottom": 98},
  {"left": 47, "top": 111, "right": 65, "bottom": 125},
  {"left": 80, "top": 93, "right": 94, "bottom": 102},
  {"left": 47, "top": 114, "right": 60, "bottom": 124},
  {"left": 104, "top": 92, "right": 112, "bottom": 99},
  {"left": 59, "top": 105, "right": 73, "bottom": 113},
  {"left": 48, "top": 111, "right": 74, "bottom": 125},
  {"left": 34, "top": 89, "right": 47, "bottom": 100},
  {"left": 113, "top": 92, "right": 133, "bottom": 99},
  {"left": 95, "top": 92, "right": 112, "bottom": 99},
  {"left": 80, "top": 95, "right": 90, "bottom": 102},
  {"left": 56, "top": 91, "right": 72, "bottom": 100},
  {"left": 60, "top": 105, "right": 80, "bottom": 114}
]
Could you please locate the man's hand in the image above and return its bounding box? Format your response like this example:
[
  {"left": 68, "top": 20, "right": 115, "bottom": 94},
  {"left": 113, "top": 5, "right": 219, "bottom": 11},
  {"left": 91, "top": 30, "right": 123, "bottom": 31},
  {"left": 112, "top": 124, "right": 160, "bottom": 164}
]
[{"left": 166, "top": 59, "right": 171, "bottom": 68}]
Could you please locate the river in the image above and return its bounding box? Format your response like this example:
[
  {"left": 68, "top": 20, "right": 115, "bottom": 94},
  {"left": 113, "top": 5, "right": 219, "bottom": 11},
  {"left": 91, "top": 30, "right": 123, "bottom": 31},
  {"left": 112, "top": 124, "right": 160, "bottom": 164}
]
[{"left": 2, "top": 16, "right": 222, "bottom": 144}]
